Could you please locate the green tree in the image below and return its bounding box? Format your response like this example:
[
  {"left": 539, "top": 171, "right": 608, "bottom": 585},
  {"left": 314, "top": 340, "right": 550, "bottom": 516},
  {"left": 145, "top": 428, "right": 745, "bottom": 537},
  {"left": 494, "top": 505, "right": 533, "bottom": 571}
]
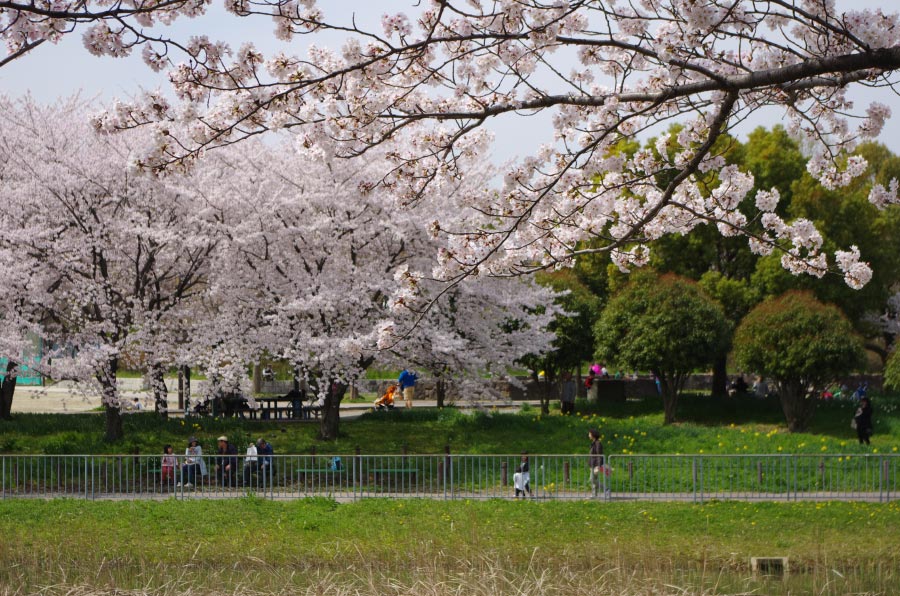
[
  {"left": 751, "top": 142, "right": 900, "bottom": 362},
  {"left": 650, "top": 126, "right": 806, "bottom": 396},
  {"left": 522, "top": 269, "right": 603, "bottom": 414},
  {"left": 698, "top": 271, "right": 760, "bottom": 396},
  {"left": 733, "top": 292, "right": 865, "bottom": 433},
  {"left": 594, "top": 272, "right": 730, "bottom": 424},
  {"left": 885, "top": 348, "right": 900, "bottom": 392}
]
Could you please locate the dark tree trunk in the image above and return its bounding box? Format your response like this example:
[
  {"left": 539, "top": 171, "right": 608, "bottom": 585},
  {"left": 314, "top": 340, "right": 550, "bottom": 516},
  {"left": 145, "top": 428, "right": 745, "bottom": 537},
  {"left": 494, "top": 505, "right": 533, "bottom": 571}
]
[
  {"left": 0, "top": 360, "right": 17, "bottom": 420},
  {"left": 100, "top": 358, "right": 123, "bottom": 442},
  {"left": 540, "top": 369, "right": 557, "bottom": 415},
  {"left": 436, "top": 378, "right": 446, "bottom": 409},
  {"left": 105, "top": 406, "right": 124, "bottom": 442},
  {"left": 711, "top": 354, "right": 728, "bottom": 398},
  {"left": 655, "top": 369, "right": 681, "bottom": 425},
  {"left": 150, "top": 366, "right": 168, "bottom": 420},
  {"left": 778, "top": 380, "right": 816, "bottom": 433},
  {"left": 319, "top": 381, "right": 347, "bottom": 441}
]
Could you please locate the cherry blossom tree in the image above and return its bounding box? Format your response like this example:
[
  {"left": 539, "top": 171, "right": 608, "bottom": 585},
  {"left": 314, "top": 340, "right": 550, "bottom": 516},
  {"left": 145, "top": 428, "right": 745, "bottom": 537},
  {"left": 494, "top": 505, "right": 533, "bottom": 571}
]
[
  {"left": 95, "top": 1, "right": 900, "bottom": 289},
  {"left": 0, "top": 95, "right": 217, "bottom": 439},
  {"left": 190, "top": 138, "right": 561, "bottom": 439},
  {"left": 378, "top": 274, "right": 561, "bottom": 409},
  {"left": 188, "top": 140, "right": 424, "bottom": 439},
  {"left": 0, "top": 0, "right": 212, "bottom": 68}
]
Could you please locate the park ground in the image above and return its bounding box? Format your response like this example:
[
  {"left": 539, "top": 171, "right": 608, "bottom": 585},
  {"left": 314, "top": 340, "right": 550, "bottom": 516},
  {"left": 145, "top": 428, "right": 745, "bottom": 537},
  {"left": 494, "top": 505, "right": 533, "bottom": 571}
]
[
  {"left": 1, "top": 391, "right": 897, "bottom": 456},
  {"left": 3, "top": 393, "right": 900, "bottom": 594}
]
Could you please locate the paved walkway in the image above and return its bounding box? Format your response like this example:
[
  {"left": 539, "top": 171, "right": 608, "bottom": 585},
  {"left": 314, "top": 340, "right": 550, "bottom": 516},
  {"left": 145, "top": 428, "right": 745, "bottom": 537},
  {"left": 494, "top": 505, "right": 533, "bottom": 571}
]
[{"left": 9, "top": 380, "right": 531, "bottom": 416}]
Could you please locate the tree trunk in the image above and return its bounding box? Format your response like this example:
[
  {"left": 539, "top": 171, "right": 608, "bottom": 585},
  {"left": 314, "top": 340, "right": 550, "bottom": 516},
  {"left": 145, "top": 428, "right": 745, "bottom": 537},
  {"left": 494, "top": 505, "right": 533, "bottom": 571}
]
[
  {"left": 100, "top": 358, "right": 123, "bottom": 442},
  {"left": 711, "top": 354, "right": 728, "bottom": 398},
  {"left": 318, "top": 380, "right": 347, "bottom": 441},
  {"left": 150, "top": 366, "right": 168, "bottom": 420},
  {"left": 178, "top": 365, "right": 192, "bottom": 412},
  {"left": 540, "top": 369, "right": 557, "bottom": 415},
  {"left": 0, "top": 360, "right": 17, "bottom": 420},
  {"left": 778, "top": 380, "right": 815, "bottom": 433},
  {"left": 252, "top": 363, "right": 262, "bottom": 394},
  {"left": 655, "top": 370, "right": 679, "bottom": 425},
  {"left": 436, "top": 378, "right": 446, "bottom": 409}
]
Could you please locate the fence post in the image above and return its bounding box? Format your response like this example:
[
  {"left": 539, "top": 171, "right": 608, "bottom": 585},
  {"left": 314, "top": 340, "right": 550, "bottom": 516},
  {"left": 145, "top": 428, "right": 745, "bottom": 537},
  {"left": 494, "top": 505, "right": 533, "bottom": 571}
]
[
  {"left": 444, "top": 445, "right": 451, "bottom": 499},
  {"left": 501, "top": 461, "right": 508, "bottom": 487},
  {"left": 692, "top": 457, "right": 698, "bottom": 503},
  {"left": 818, "top": 458, "right": 825, "bottom": 490},
  {"left": 757, "top": 461, "right": 763, "bottom": 485},
  {"left": 355, "top": 445, "right": 362, "bottom": 498},
  {"left": 880, "top": 457, "right": 887, "bottom": 503},
  {"left": 791, "top": 456, "right": 797, "bottom": 502},
  {"left": 563, "top": 460, "right": 570, "bottom": 484}
]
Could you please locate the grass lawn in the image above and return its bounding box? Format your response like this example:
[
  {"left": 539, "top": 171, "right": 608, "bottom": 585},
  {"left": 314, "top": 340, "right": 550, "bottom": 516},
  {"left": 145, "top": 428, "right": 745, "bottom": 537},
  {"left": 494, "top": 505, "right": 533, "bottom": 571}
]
[
  {"left": 1, "top": 393, "right": 898, "bottom": 456},
  {"left": 0, "top": 498, "right": 898, "bottom": 594}
]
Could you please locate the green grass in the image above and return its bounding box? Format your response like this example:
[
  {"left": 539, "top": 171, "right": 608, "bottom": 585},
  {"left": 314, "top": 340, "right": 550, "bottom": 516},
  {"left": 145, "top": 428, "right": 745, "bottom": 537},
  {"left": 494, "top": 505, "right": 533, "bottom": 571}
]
[
  {"left": 0, "top": 499, "right": 898, "bottom": 594},
  {"left": 1, "top": 393, "right": 898, "bottom": 456}
]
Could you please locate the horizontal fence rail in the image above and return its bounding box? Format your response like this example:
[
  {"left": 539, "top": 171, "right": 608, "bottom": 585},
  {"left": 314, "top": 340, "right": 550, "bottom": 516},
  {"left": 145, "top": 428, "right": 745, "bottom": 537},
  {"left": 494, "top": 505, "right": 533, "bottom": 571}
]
[{"left": 0, "top": 454, "right": 896, "bottom": 502}]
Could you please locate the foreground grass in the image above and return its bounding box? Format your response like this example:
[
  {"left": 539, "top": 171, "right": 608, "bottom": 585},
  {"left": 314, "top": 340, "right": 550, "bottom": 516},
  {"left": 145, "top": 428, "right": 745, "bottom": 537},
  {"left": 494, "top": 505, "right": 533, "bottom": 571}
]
[
  {"left": 2, "top": 393, "right": 899, "bottom": 456},
  {"left": 0, "top": 499, "right": 898, "bottom": 594}
]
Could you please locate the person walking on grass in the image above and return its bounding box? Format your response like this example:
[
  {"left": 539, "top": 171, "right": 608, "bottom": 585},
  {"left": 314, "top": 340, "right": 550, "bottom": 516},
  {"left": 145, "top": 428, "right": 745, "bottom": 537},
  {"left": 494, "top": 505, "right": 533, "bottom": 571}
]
[
  {"left": 588, "top": 428, "right": 608, "bottom": 499},
  {"left": 853, "top": 397, "right": 874, "bottom": 445}
]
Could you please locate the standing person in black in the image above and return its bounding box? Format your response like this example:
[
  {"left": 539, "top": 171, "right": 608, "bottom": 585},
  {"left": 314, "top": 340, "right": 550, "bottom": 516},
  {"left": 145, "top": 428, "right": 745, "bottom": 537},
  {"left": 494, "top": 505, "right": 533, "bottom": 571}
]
[
  {"left": 588, "top": 428, "right": 607, "bottom": 498},
  {"left": 854, "top": 397, "right": 873, "bottom": 445},
  {"left": 215, "top": 436, "right": 239, "bottom": 486}
]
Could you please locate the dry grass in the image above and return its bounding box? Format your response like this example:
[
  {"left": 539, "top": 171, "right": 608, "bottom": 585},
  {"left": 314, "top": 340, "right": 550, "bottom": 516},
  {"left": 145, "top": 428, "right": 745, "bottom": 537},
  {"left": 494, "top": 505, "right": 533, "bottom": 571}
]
[{"left": 2, "top": 555, "right": 897, "bottom": 596}]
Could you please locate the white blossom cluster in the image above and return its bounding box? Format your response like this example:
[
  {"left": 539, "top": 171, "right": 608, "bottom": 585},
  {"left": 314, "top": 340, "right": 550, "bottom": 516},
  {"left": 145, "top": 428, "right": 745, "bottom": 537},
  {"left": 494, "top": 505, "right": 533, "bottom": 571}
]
[{"left": 81, "top": 0, "right": 899, "bottom": 289}]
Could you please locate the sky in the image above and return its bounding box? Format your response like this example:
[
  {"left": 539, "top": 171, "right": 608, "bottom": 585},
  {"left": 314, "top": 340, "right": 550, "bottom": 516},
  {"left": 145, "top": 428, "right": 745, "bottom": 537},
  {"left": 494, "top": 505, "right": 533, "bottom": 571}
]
[{"left": 1, "top": 0, "right": 898, "bottom": 160}]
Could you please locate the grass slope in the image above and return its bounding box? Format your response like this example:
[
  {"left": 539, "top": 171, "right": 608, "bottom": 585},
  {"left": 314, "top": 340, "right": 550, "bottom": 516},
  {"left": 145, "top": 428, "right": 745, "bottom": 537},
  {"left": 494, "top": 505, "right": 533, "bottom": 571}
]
[
  {"left": 1, "top": 499, "right": 898, "bottom": 594},
  {"left": 1, "top": 394, "right": 898, "bottom": 456}
]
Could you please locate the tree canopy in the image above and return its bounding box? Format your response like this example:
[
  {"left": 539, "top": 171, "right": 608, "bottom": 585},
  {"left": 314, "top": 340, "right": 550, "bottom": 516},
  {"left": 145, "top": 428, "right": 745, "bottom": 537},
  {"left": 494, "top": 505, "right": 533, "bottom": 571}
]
[
  {"left": 594, "top": 272, "right": 730, "bottom": 424},
  {"left": 733, "top": 291, "right": 865, "bottom": 432}
]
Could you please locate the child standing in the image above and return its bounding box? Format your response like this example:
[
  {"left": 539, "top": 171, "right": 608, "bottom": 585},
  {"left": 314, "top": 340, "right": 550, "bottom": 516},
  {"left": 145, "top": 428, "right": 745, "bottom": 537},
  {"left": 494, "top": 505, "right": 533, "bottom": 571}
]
[
  {"left": 513, "top": 453, "right": 531, "bottom": 498},
  {"left": 513, "top": 465, "right": 527, "bottom": 498},
  {"left": 161, "top": 444, "right": 177, "bottom": 485}
]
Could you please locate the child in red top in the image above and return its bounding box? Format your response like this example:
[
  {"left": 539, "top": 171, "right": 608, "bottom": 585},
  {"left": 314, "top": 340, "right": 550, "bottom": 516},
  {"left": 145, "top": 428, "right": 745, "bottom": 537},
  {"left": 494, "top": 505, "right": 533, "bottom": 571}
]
[{"left": 161, "top": 444, "right": 177, "bottom": 484}]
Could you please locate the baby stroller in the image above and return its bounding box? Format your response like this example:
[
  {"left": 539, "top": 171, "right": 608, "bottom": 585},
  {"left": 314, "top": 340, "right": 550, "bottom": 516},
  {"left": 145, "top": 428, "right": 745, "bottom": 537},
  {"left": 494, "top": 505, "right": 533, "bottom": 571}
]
[{"left": 374, "top": 384, "right": 398, "bottom": 410}]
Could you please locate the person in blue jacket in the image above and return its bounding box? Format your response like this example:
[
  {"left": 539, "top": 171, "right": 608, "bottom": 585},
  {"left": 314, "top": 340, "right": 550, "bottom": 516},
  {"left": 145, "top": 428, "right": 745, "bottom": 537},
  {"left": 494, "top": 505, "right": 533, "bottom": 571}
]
[{"left": 398, "top": 369, "right": 418, "bottom": 409}]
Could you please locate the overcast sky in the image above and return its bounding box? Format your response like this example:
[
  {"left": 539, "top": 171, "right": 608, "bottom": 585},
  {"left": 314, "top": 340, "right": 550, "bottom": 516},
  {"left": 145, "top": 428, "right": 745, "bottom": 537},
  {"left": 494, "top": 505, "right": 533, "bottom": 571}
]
[{"left": 1, "top": 0, "right": 898, "bottom": 160}]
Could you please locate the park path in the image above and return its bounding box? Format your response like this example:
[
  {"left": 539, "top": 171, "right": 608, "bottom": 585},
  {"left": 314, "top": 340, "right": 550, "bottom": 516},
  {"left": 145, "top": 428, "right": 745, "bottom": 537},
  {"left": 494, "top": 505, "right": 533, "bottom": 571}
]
[{"left": 9, "top": 380, "right": 529, "bottom": 416}]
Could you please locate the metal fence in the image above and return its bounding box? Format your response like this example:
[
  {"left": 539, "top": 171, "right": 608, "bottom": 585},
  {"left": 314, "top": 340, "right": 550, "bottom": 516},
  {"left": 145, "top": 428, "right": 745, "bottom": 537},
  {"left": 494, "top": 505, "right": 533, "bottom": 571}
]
[{"left": 0, "top": 454, "right": 897, "bottom": 502}]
